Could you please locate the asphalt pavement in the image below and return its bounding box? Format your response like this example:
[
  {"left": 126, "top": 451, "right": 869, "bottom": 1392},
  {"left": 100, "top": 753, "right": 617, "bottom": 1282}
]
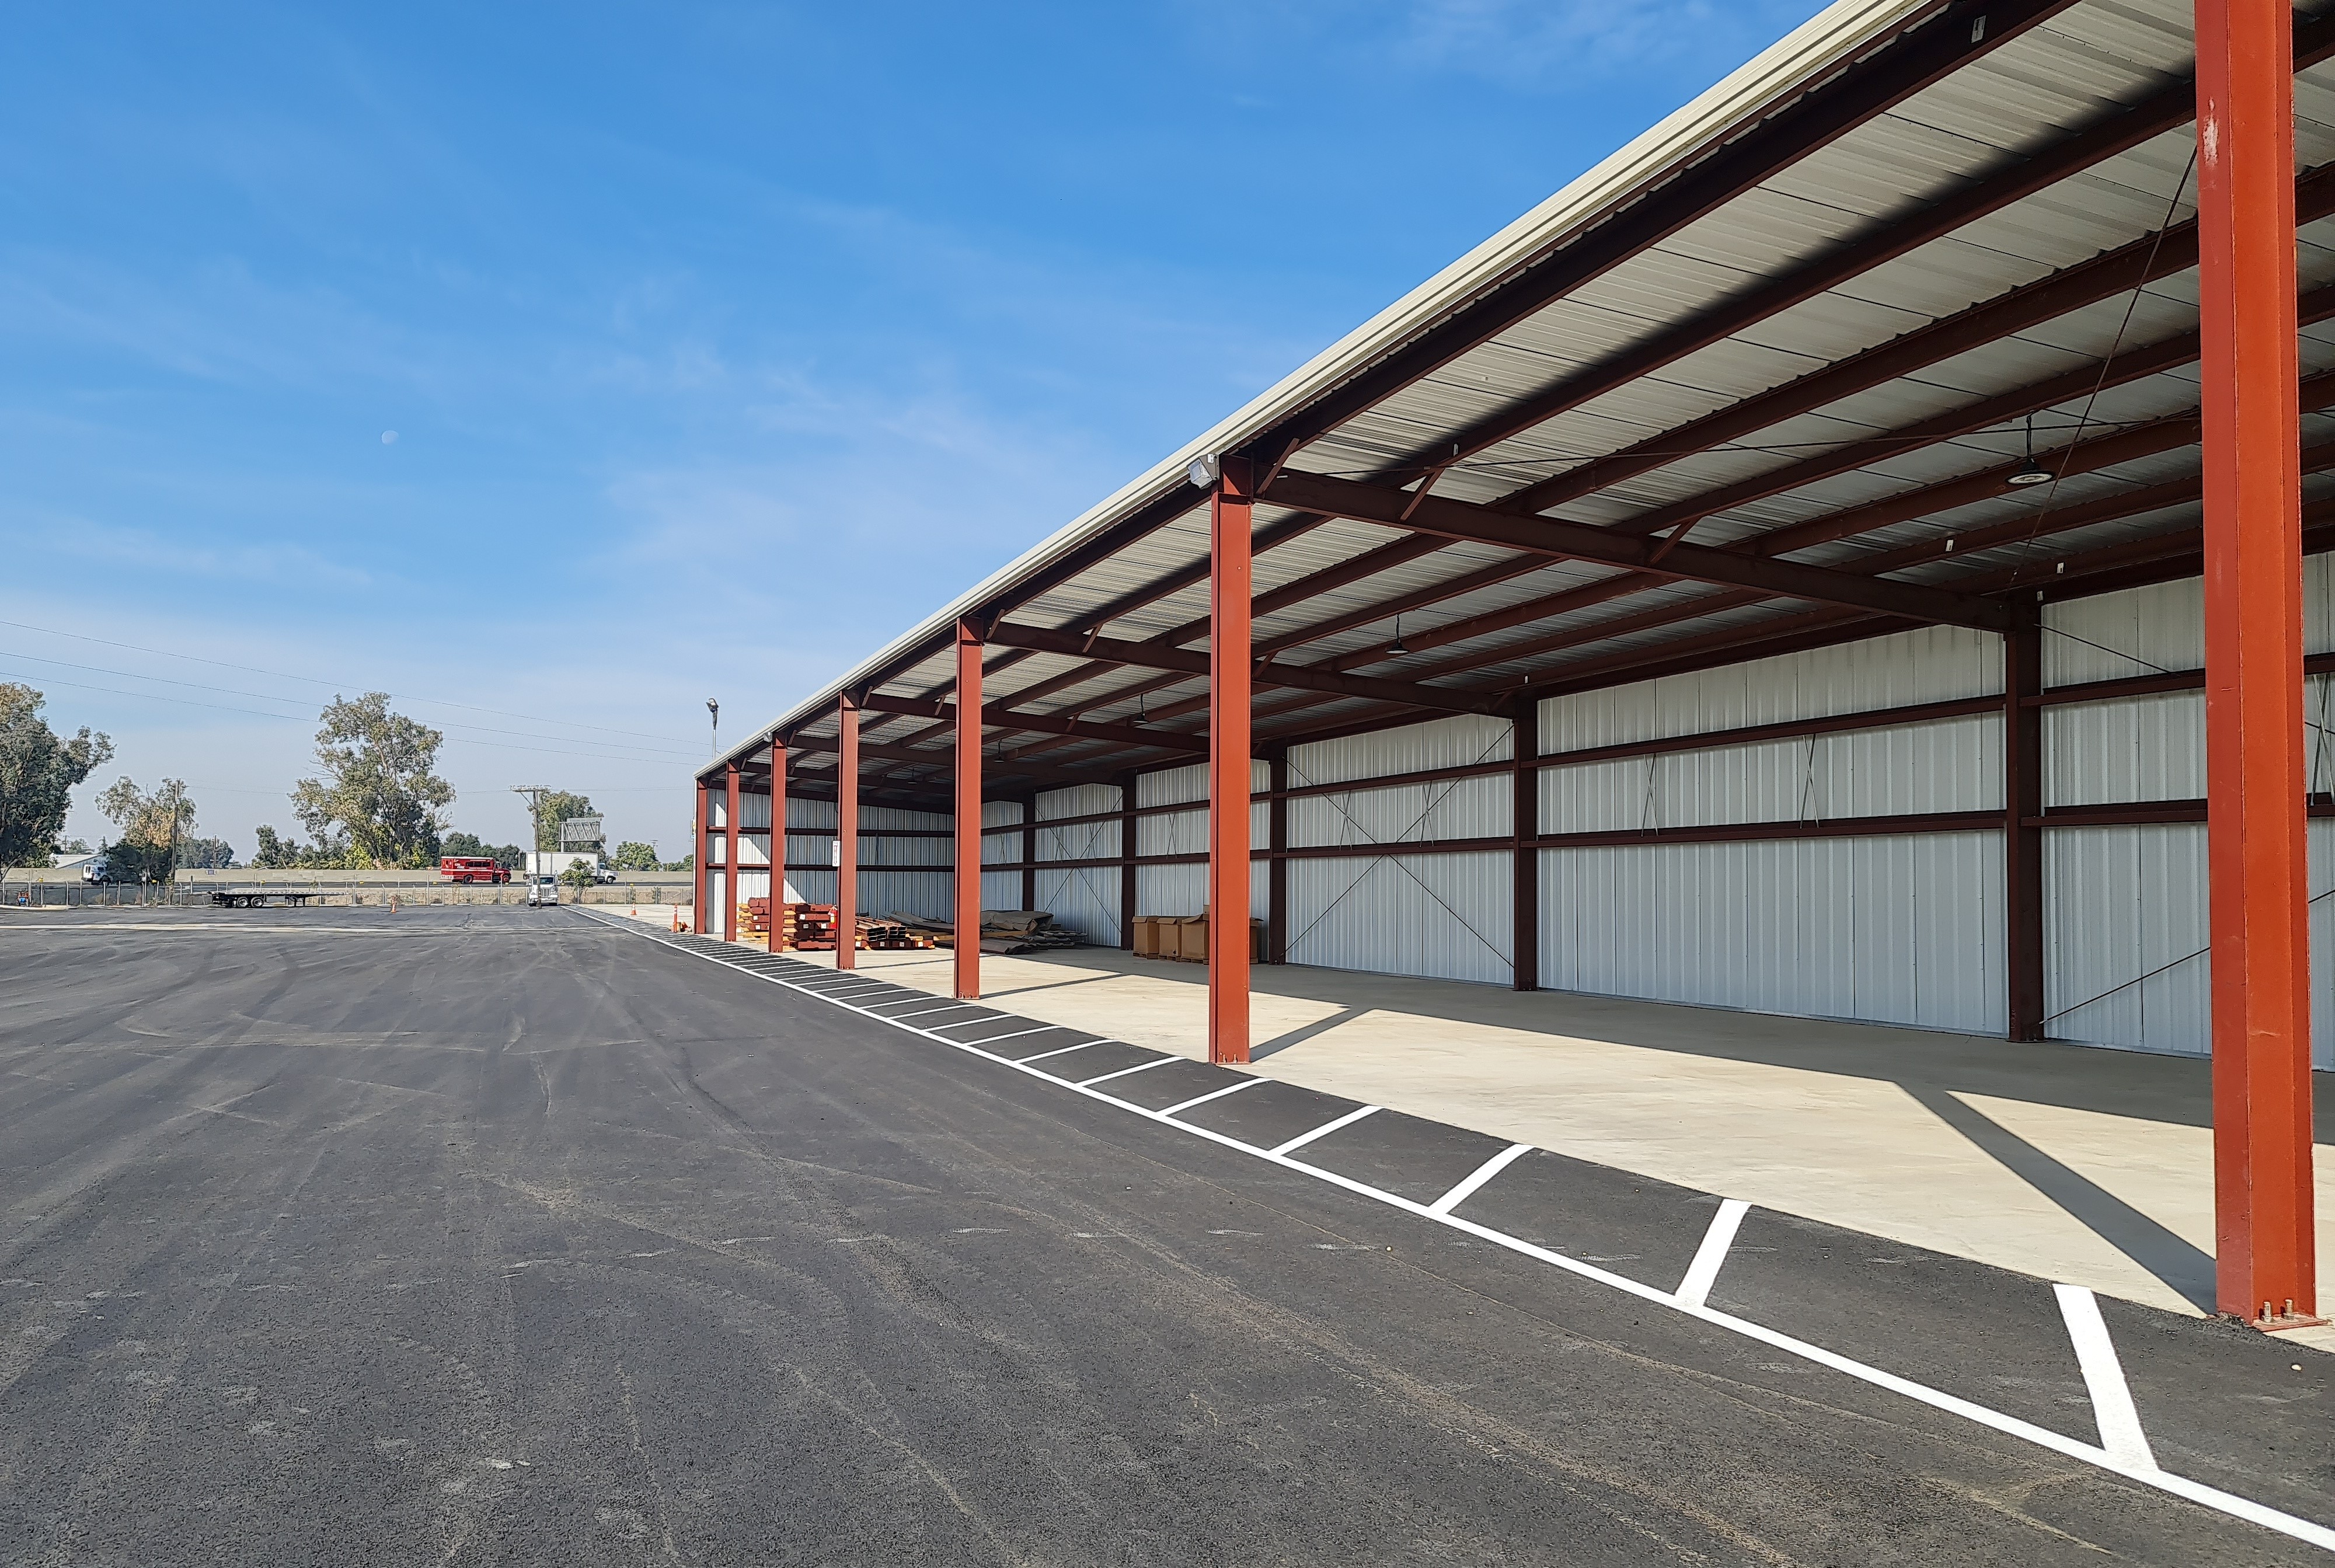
[{"left": 0, "top": 904, "right": 2326, "bottom": 1565}]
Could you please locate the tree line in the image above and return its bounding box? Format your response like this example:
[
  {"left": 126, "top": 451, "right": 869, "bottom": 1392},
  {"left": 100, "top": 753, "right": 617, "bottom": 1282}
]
[{"left": 1, "top": 682, "right": 686, "bottom": 873}]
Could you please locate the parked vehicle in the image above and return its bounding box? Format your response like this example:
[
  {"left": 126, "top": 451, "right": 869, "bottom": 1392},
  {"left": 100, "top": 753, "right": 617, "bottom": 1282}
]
[
  {"left": 526, "top": 876, "right": 559, "bottom": 907},
  {"left": 440, "top": 855, "right": 511, "bottom": 884},
  {"left": 594, "top": 865, "right": 619, "bottom": 884},
  {"left": 81, "top": 856, "right": 117, "bottom": 884}
]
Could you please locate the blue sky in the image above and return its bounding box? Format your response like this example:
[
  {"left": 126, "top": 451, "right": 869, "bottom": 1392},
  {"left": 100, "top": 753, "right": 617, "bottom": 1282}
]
[{"left": 3, "top": 0, "right": 1821, "bottom": 859}]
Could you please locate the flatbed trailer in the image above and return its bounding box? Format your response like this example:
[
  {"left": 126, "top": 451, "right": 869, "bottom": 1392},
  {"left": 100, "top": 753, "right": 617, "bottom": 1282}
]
[{"left": 208, "top": 889, "right": 319, "bottom": 909}]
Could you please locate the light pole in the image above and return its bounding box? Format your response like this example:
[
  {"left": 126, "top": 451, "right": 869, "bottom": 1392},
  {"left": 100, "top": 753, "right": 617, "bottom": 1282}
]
[{"left": 707, "top": 698, "right": 720, "bottom": 759}]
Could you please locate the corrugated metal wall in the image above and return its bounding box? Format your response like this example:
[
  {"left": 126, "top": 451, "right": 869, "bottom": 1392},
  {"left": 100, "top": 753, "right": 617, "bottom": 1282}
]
[
  {"left": 1135, "top": 761, "right": 1267, "bottom": 919},
  {"left": 1539, "top": 834, "right": 2005, "bottom": 1034},
  {"left": 1034, "top": 783, "right": 1122, "bottom": 943},
  {"left": 1282, "top": 715, "right": 1514, "bottom": 984},
  {"left": 2038, "top": 576, "right": 2335, "bottom": 1067},
  {"left": 1535, "top": 628, "right": 2006, "bottom": 1030}
]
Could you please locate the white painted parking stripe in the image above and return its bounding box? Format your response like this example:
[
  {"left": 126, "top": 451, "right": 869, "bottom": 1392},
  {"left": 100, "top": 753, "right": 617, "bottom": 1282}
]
[
  {"left": 1158, "top": 1078, "right": 1263, "bottom": 1117},
  {"left": 1271, "top": 1104, "right": 1380, "bottom": 1158},
  {"left": 951, "top": 1025, "right": 1063, "bottom": 1047},
  {"left": 2055, "top": 1284, "right": 2159, "bottom": 1472},
  {"left": 1075, "top": 1057, "right": 1180, "bottom": 1088},
  {"left": 888, "top": 1005, "right": 992, "bottom": 1021},
  {"left": 578, "top": 910, "right": 2335, "bottom": 1555},
  {"left": 1428, "top": 1143, "right": 1534, "bottom": 1217},
  {"left": 1015, "top": 1041, "right": 1099, "bottom": 1064},
  {"left": 1674, "top": 1199, "right": 1749, "bottom": 1311}
]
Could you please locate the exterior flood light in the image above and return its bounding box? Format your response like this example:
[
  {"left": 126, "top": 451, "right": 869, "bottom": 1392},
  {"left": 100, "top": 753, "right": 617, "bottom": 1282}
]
[{"left": 1187, "top": 453, "right": 1220, "bottom": 488}]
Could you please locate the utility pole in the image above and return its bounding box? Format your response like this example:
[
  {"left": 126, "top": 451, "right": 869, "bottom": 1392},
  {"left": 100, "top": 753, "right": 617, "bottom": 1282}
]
[{"left": 511, "top": 786, "right": 550, "bottom": 879}]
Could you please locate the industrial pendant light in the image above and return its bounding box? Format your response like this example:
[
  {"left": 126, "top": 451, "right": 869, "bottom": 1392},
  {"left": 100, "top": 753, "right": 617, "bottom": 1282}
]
[
  {"left": 2008, "top": 413, "right": 2053, "bottom": 485},
  {"left": 1387, "top": 614, "right": 1409, "bottom": 657}
]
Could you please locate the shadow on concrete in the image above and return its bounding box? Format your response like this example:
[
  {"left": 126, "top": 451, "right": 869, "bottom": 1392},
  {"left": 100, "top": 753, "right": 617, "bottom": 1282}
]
[
  {"left": 1001, "top": 949, "right": 2334, "bottom": 1143},
  {"left": 1252, "top": 1007, "right": 1369, "bottom": 1061},
  {"left": 1900, "top": 1082, "right": 2218, "bottom": 1311}
]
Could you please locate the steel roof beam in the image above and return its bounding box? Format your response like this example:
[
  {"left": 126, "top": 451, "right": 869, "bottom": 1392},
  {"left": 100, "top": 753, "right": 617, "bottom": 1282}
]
[
  {"left": 1261, "top": 469, "right": 2013, "bottom": 630},
  {"left": 856, "top": 692, "right": 1207, "bottom": 754},
  {"left": 1365, "top": 12, "right": 2335, "bottom": 486},
  {"left": 1501, "top": 163, "right": 2335, "bottom": 521},
  {"left": 984, "top": 620, "right": 1505, "bottom": 715}
]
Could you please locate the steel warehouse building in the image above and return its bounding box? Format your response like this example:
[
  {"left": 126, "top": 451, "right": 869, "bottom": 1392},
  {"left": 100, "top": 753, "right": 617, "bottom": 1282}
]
[{"left": 696, "top": 0, "right": 2326, "bottom": 1323}]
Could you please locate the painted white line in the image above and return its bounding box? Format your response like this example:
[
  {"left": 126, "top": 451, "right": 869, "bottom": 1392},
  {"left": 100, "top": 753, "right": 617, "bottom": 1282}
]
[
  {"left": 1428, "top": 1143, "right": 1534, "bottom": 1217},
  {"left": 2055, "top": 1284, "right": 2159, "bottom": 1472},
  {"left": 888, "top": 1005, "right": 994, "bottom": 1022},
  {"left": 1015, "top": 1041, "right": 1099, "bottom": 1064},
  {"left": 1271, "top": 1104, "right": 1381, "bottom": 1158},
  {"left": 1076, "top": 1057, "right": 1181, "bottom": 1088},
  {"left": 951, "top": 1025, "right": 1064, "bottom": 1048},
  {"left": 1674, "top": 1198, "right": 1750, "bottom": 1311},
  {"left": 1159, "top": 1077, "right": 1264, "bottom": 1117},
  {"left": 577, "top": 911, "right": 2335, "bottom": 1555}
]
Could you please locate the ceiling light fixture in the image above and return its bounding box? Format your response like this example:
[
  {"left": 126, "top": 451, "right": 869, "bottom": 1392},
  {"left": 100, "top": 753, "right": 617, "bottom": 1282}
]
[
  {"left": 1387, "top": 615, "right": 1409, "bottom": 657},
  {"left": 2008, "top": 413, "right": 2053, "bottom": 485}
]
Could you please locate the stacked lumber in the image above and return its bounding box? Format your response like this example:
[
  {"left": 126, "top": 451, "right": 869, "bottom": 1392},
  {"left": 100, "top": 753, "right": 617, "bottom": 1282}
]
[
  {"left": 882, "top": 909, "right": 1084, "bottom": 953},
  {"left": 787, "top": 903, "right": 859, "bottom": 951}
]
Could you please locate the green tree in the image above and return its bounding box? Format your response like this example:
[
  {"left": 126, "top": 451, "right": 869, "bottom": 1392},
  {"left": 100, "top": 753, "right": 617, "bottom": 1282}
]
[
  {"left": 290, "top": 694, "right": 454, "bottom": 867},
  {"left": 177, "top": 836, "right": 236, "bottom": 869},
  {"left": 608, "top": 840, "right": 659, "bottom": 870},
  {"left": 97, "top": 776, "right": 200, "bottom": 881},
  {"left": 532, "top": 790, "right": 595, "bottom": 852},
  {"left": 0, "top": 684, "right": 113, "bottom": 868}
]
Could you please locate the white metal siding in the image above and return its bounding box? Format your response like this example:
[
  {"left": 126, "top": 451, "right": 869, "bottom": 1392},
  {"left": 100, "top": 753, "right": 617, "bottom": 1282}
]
[
  {"left": 981, "top": 870, "right": 1021, "bottom": 910},
  {"left": 1289, "top": 713, "right": 1512, "bottom": 786},
  {"left": 1037, "top": 783, "right": 1121, "bottom": 821},
  {"left": 1539, "top": 623, "right": 2002, "bottom": 754},
  {"left": 1137, "top": 863, "right": 1205, "bottom": 917},
  {"left": 1034, "top": 865, "right": 1119, "bottom": 945},
  {"left": 2044, "top": 823, "right": 2208, "bottom": 1057},
  {"left": 860, "top": 870, "right": 953, "bottom": 922},
  {"left": 1289, "top": 852, "right": 1512, "bottom": 985},
  {"left": 1288, "top": 775, "right": 1509, "bottom": 849},
  {"left": 1539, "top": 713, "right": 2001, "bottom": 833},
  {"left": 1540, "top": 832, "right": 2005, "bottom": 1034}
]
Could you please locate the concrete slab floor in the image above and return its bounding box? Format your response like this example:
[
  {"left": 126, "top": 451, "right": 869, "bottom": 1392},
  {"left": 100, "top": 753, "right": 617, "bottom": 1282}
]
[{"left": 638, "top": 915, "right": 2335, "bottom": 1349}]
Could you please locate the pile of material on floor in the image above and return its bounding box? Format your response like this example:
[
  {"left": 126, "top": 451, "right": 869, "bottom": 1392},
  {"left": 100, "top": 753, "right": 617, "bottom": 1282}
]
[
  {"left": 765, "top": 903, "right": 940, "bottom": 952},
  {"left": 882, "top": 909, "right": 1085, "bottom": 954}
]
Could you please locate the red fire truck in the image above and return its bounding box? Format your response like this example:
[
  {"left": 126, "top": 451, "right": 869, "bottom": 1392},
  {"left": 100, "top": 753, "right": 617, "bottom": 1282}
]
[{"left": 439, "top": 856, "right": 511, "bottom": 884}]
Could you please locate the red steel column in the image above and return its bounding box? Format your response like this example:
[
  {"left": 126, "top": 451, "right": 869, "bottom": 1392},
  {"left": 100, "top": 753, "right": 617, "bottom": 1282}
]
[
  {"left": 1266, "top": 747, "right": 1288, "bottom": 966},
  {"left": 954, "top": 621, "right": 984, "bottom": 1000},
  {"left": 693, "top": 779, "right": 711, "bottom": 934},
  {"left": 837, "top": 695, "right": 859, "bottom": 971},
  {"left": 1511, "top": 692, "right": 1539, "bottom": 992},
  {"left": 2005, "top": 608, "right": 2047, "bottom": 1041},
  {"left": 723, "top": 762, "right": 741, "bottom": 943},
  {"left": 769, "top": 734, "right": 789, "bottom": 949},
  {"left": 1208, "top": 456, "right": 1254, "bottom": 1064},
  {"left": 2197, "top": 0, "right": 2317, "bottom": 1326}
]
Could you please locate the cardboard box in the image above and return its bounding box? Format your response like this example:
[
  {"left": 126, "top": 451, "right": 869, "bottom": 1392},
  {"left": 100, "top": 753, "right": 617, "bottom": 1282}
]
[
  {"left": 1175, "top": 915, "right": 1209, "bottom": 961},
  {"left": 1132, "top": 915, "right": 1164, "bottom": 957}
]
